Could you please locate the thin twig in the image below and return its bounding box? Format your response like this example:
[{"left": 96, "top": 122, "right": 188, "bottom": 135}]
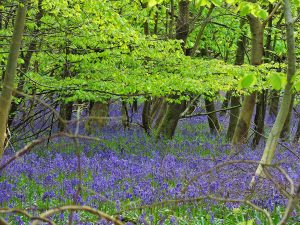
[{"left": 30, "top": 205, "right": 124, "bottom": 225}]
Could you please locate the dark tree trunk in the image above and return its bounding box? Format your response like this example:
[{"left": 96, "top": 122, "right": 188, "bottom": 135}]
[
  {"left": 252, "top": 90, "right": 267, "bottom": 148},
  {"left": 58, "top": 102, "right": 73, "bottom": 131},
  {"left": 264, "top": 4, "right": 273, "bottom": 63},
  {"left": 226, "top": 18, "right": 245, "bottom": 141},
  {"left": 154, "top": 11, "right": 158, "bottom": 35},
  {"left": 226, "top": 95, "right": 240, "bottom": 141},
  {"left": 269, "top": 90, "right": 280, "bottom": 119},
  {"left": 220, "top": 91, "right": 231, "bottom": 116},
  {"left": 156, "top": 101, "right": 186, "bottom": 139},
  {"left": 142, "top": 100, "right": 151, "bottom": 134},
  {"left": 121, "top": 101, "right": 129, "bottom": 130},
  {"left": 169, "top": 0, "right": 175, "bottom": 38},
  {"left": 205, "top": 99, "right": 220, "bottom": 134},
  {"left": 176, "top": 0, "right": 189, "bottom": 52},
  {"left": 132, "top": 99, "right": 138, "bottom": 113}
]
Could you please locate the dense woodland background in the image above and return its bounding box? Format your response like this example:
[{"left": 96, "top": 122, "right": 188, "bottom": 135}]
[{"left": 0, "top": 0, "right": 300, "bottom": 224}]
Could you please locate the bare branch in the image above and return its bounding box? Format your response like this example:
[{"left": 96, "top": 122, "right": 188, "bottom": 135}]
[{"left": 30, "top": 205, "right": 124, "bottom": 225}]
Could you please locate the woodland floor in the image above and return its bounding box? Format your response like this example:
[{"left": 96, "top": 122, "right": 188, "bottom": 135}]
[{"left": 0, "top": 103, "right": 300, "bottom": 224}]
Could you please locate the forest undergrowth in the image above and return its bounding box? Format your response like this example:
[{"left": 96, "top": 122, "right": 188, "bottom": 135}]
[{"left": 0, "top": 103, "right": 299, "bottom": 225}]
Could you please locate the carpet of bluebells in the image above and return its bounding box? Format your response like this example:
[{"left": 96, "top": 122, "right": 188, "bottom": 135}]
[{"left": 0, "top": 103, "right": 300, "bottom": 224}]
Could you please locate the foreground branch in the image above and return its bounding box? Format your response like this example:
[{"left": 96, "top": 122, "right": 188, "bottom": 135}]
[{"left": 30, "top": 205, "right": 124, "bottom": 225}]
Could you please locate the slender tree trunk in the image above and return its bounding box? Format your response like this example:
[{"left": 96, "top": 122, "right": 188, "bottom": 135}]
[
  {"left": 121, "top": 101, "right": 129, "bottom": 130},
  {"left": 227, "top": 96, "right": 241, "bottom": 140},
  {"left": 141, "top": 3, "right": 149, "bottom": 36},
  {"left": 252, "top": 90, "right": 267, "bottom": 148},
  {"left": 232, "top": 15, "right": 264, "bottom": 145},
  {"left": 267, "top": 11, "right": 283, "bottom": 120},
  {"left": 252, "top": 0, "right": 296, "bottom": 182},
  {"left": 205, "top": 98, "right": 220, "bottom": 134},
  {"left": 154, "top": 10, "right": 159, "bottom": 35},
  {"left": 169, "top": 0, "right": 175, "bottom": 38},
  {"left": 264, "top": 4, "right": 273, "bottom": 63},
  {"left": 58, "top": 44, "right": 73, "bottom": 131},
  {"left": 176, "top": 0, "right": 189, "bottom": 52},
  {"left": 132, "top": 99, "right": 138, "bottom": 113},
  {"left": 226, "top": 18, "right": 246, "bottom": 141},
  {"left": 58, "top": 102, "right": 73, "bottom": 131},
  {"left": 189, "top": 5, "right": 214, "bottom": 57},
  {"left": 0, "top": 1, "right": 27, "bottom": 158},
  {"left": 269, "top": 90, "right": 280, "bottom": 119},
  {"left": 8, "top": 0, "right": 43, "bottom": 127},
  {"left": 142, "top": 99, "right": 151, "bottom": 134},
  {"left": 220, "top": 91, "right": 231, "bottom": 116}
]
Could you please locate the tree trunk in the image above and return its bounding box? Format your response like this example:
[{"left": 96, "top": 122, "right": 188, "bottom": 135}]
[
  {"left": 156, "top": 101, "right": 186, "bottom": 139},
  {"left": 269, "top": 90, "right": 280, "bottom": 119},
  {"left": 226, "top": 95, "right": 240, "bottom": 141},
  {"left": 232, "top": 15, "right": 264, "bottom": 145},
  {"left": 232, "top": 93, "right": 256, "bottom": 145},
  {"left": 220, "top": 91, "right": 231, "bottom": 116},
  {"left": 142, "top": 99, "right": 151, "bottom": 134},
  {"left": 0, "top": 1, "right": 27, "bottom": 158},
  {"left": 252, "top": 90, "right": 267, "bottom": 148},
  {"left": 189, "top": 5, "right": 214, "bottom": 57},
  {"left": 264, "top": 4, "right": 273, "bottom": 63},
  {"left": 132, "top": 99, "right": 138, "bottom": 113},
  {"left": 58, "top": 102, "right": 73, "bottom": 131},
  {"left": 8, "top": 0, "right": 43, "bottom": 127},
  {"left": 153, "top": 99, "right": 167, "bottom": 130},
  {"left": 252, "top": 0, "right": 296, "bottom": 183},
  {"left": 86, "top": 102, "right": 109, "bottom": 133},
  {"left": 121, "top": 101, "right": 129, "bottom": 130},
  {"left": 155, "top": 0, "right": 190, "bottom": 138},
  {"left": 176, "top": 0, "right": 189, "bottom": 52},
  {"left": 226, "top": 18, "right": 246, "bottom": 141},
  {"left": 205, "top": 98, "right": 220, "bottom": 134},
  {"left": 169, "top": 0, "right": 175, "bottom": 38}
]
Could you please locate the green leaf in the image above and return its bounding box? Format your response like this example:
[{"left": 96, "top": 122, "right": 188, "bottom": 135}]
[
  {"left": 269, "top": 74, "right": 282, "bottom": 90},
  {"left": 211, "top": 0, "right": 222, "bottom": 6},
  {"left": 148, "top": 0, "right": 157, "bottom": 7},
  {"left": 239, "top": 2, "right": 253, "bottom": 16},
  {"left": 293, "top": 0, "right": 300, "bottom": 7},
  {"left": 195, "top": 0, "right": 209, "bottom": 7},
  {"left": 294, "top": 81, "right": 300, "bottom": 91},
  {"left": 240, "top": 74, "right": 256, "bottom": 88},
  {"left": 255, "top": 9, "right": 268, "bottom": 20}
]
